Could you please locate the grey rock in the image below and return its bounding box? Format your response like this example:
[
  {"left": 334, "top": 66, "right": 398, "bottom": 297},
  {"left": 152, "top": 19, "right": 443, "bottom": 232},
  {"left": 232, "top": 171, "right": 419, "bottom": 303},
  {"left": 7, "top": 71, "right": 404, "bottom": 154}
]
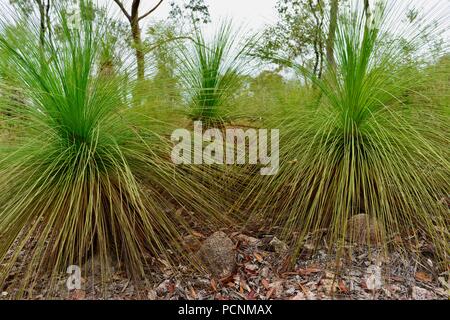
[
  {"left": 198, "top": 231, "right": 236, "bottom": 278},
  {"left": 269, "top": 237, "right": 288, "bottom": 255}
]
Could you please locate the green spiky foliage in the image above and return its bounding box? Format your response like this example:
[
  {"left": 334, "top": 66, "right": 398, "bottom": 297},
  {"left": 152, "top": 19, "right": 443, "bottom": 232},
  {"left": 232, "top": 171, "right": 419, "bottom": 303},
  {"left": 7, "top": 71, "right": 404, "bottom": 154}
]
[
  {"left": 0, "top": 5, "right": 227, "bottom": 297},
  {"left": 177, "top": 22, "right": 253, "bottom": 126},
  {"left": 236, "top": 1, "right": 449, "bottom": 264}
]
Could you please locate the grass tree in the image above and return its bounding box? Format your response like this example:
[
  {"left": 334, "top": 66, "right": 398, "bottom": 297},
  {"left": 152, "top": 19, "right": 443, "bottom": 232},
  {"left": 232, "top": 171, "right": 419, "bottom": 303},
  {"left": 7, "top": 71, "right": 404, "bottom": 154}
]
[
  {"left": 236, "top": 0, "right": 450, "bottom": 264},
  {"left": 0, "top": 4, "right": 226, "bottom": 297},
  {"left": 177, "top": 22, "right": 254, "bottom": 126}
]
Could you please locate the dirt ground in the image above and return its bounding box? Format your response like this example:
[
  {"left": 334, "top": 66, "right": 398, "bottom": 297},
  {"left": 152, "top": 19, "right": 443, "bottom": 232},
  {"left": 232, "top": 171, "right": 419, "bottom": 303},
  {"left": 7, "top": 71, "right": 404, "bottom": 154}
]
[{"left": 1, "top": 228, "right": 448, "bottom": 300}]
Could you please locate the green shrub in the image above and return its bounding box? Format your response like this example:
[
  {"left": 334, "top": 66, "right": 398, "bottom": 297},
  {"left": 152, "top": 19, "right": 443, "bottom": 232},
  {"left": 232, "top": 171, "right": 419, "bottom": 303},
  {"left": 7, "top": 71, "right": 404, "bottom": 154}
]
[
  {"left": 0, "top": 7, "right": 225, "bottom": 296},
  {"left": 237, "top": 1, "right": 449, "bottom": 264}
]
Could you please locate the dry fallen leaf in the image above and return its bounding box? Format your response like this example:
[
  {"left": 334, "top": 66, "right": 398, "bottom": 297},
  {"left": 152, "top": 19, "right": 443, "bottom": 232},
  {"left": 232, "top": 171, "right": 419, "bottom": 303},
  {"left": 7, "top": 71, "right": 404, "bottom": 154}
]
[
  {"left": 190, "top": 287, "right": 198, "bottom": 299},
  {"left": 254, "top": 252, "right": 264, "bottom": 263},
  {"left": 261, "top": 279, "right": 270, "bottom": 290},
  {"left": 192, "top": 231, "right": 205, "bottom": 238},
  {"left": 239, "top": 279, "right": 250, "bottom": 293},
  {"left": 210, "top": 278, "right": 217, "bottom": 291},
  {"left": 338, "top": 280, "right": 349, "bottom": 293},
  {"left": 266, "top": 287, "right": 275, "bottom": 299},
  {"left": 298, "top": 267, "right": 322, "bottom": 276},
  {"left": 415, "top": 272, "right": 432, "bottom": 283}
]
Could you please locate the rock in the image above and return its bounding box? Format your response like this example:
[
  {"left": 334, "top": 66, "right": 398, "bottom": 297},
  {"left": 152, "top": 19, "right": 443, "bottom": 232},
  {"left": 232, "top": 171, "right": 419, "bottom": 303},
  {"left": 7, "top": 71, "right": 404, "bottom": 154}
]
[
  {"left": 155, "top": 279, "right": 171, "bottom": 296},
  {"left": 235, "top": 234, "right": 262, "bottom": 247},
  {"left": 347, "top": 214, "right": 381, "bottom": 245},
  {"left": 269, "top": 237, "right": 288, "bottom": 255},
  {"left": 198, "top": 231, "right": 236, "bottom": 278}
]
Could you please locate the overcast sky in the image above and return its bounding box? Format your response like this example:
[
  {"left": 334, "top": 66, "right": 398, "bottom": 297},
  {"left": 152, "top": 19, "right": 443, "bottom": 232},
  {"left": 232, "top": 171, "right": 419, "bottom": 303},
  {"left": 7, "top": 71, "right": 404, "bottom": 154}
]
[
  {"left": 101, "top": 0, "right": 448, "bottom": 29},
  {"left": 0, "top": 0, "right": 448, "bottom": 38},
  {"left": 98, "top": 0, "right": 449, "bottom": 42},
  {"left": 104, "top": 0, "right": 278, "bottom": 31}
]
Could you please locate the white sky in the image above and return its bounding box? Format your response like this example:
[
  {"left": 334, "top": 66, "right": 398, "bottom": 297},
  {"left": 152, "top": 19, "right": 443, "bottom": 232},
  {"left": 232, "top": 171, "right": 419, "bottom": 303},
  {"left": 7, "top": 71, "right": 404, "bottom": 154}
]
[
  {"left": 0, "top": 0, "right": 448, "bottom": 40},
  {"left": 102, "top": 0, "right": 279, "bottom": 32},
  {"left": 101, "top": 0, "right": 449, "bottom": 41},
  {"left": 1, "top": 0, "right": 448, "bottom": 32},
  {"left": 128, "top": 0, "right": 275, "bottom": 24},
  {"left": 101, "top": 0, "right": 449, "bottom": 28}
]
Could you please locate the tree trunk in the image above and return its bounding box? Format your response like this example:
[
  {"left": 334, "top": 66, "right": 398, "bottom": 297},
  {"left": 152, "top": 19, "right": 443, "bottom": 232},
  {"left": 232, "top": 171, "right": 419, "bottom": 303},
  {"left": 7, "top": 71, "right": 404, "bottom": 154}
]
[
  {"left": 309, "top": 0, "right": 324, "bottom": 79},
  {"left": 34, "top": 0, "right": 51, "bottom": 47},
  {"left": 364, "top": 0, "right": 371, "bottom": 21},
  {"left": 45, "top": 1, "right": 51, "bottom": 43},
  {"left": 326, "top": 0, "right": 339, "bottom": 68},
  {"left": 35, "top": 0, "right": 46, "bottom": 47},
  {"left": 131, "top": 0, "right": 145, "bottom": 81},
  {"left": 113, "top": 0, "right": 164, "bottom": 81}
]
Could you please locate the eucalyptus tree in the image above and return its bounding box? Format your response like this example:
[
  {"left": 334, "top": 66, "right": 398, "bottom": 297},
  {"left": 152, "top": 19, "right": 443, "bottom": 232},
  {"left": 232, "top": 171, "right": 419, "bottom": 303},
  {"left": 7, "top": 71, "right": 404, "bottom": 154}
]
[
  {"left": 113, "top": 0, "right": 210, "bottom": 81},
  {"left": 257, "top": 0, "right": 342, "bottom": 79}
]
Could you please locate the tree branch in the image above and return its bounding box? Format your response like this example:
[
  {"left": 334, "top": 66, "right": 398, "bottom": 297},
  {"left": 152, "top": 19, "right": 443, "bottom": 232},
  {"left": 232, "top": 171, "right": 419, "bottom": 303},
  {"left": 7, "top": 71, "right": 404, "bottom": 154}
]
[
  {"left": 138, "top": 0, "right": 163, "bottom": 21},
  {"left": 113, "top": 0, "right": 131, "bottom": 22}
]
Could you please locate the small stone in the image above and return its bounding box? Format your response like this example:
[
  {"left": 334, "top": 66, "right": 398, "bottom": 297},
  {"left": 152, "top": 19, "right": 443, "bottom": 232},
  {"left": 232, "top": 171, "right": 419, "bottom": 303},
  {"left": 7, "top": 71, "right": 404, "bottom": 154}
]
[
  {"left": 198, "top": 231, "right": 236, "bottom": 278},
  {"left": 155, "top": 279, "right": 170, "bottom": 296},
  {"left": 285, "top": 287, "right": 296, "bottom": 295},
  {"left": 147, "top": 289, "right": 157, "bottom": 300},
  {"left": 269, "top": 237, "right": 288, "bottom": 255},
  {"left": 235, "top": 234, "right": 261, "bottom": 246}
]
